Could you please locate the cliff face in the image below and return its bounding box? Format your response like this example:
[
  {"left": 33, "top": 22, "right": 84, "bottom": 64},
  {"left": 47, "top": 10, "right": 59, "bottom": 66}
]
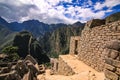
[
  {"left": 39, "top": 24, "right": 85, "bottom": 57},
  {"left": 0, "top": 25, "right": 16, "bottom": 50},
  {"left": 13, "top": 31, "right": 50, "bottom": 64}
]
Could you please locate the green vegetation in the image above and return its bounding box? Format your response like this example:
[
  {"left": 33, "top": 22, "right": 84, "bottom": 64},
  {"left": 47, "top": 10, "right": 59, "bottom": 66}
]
[
  {"left": 2, "top": 46, "right": 18, "bottom": 54},
  {"left": 13, "top": 31, "right": 50, "bottom": 64},
  {"left": 0, "top": 25, "right": 16, "bottom": 51},
  {"left": 106, "top": 12, "right": 120, "bottom": 23},
  {"left": 2, "top": 46, "right": 20, "bottom": 61},
  {"left": 39, "top": 26, "right": 84, "bottom": 58},
  {"left": 44, "top": 62, "right": 51, "bottom": 68}
]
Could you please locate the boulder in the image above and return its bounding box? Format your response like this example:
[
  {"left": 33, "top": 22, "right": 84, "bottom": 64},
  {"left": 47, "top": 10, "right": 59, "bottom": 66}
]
[
  {"left": 105, "top": 40, "right": 120, "bottom": 50},
  {"left": 109, "top": 50, "right": 119, "bottom": 59}
]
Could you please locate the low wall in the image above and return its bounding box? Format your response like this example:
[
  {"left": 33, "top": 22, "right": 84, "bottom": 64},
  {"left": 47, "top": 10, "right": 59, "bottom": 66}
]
[{"left": 57, "top": 55, "right": 75, "bottom": 76}]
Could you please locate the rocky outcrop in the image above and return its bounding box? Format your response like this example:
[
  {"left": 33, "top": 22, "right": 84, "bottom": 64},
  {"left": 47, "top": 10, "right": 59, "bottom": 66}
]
[
  {"left": 39, "top": 25, "right": 84, "bottom": 58},
  {"left": 0, "top": 55, "right": 45, "bottom": 80},
  {"left": 13, "top": 31, "right": 50, "bottom": 64}
]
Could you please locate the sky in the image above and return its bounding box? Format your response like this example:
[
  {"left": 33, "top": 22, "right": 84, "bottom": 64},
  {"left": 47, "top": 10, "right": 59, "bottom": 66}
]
[{"left": 0, "top": 0, "right": 120, "bottom": 24}]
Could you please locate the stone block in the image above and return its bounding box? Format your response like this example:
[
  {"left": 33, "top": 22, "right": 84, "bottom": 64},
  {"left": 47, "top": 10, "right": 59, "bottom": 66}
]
[
  {"left": 105, "top": 40, "right": 120, "bottom": 50},
  {"left": 3, "top": 70, "right": 21, "bottom": 80},
  {"left": 115, "top": 68, "right": 120, "bottom": 75},
  {"left": 104, "top": 69, "right": 118, "bottom": 80},
  {"left": 105, "top": 58, "right": 113, "bottom": 65},
  {"left": 110, "top": 50, "right": 119, "bottom": 59},
  {"left": 15, "top": 60, "right": 28, "bottom": 77},
  {"left": 27, "top": 62, "right": 39, "bottom": 75},
  {"left": 105, "top": 63, "right": 116, "bottom": 71},
  {"left": 113, "top": 60, "right": 120, "bottom": 68},
  {"left": 24, "top": 55, "right": 37, "bottom": 65}
]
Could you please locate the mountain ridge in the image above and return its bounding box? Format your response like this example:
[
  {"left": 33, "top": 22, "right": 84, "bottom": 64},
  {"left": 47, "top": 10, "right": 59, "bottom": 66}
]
[{"left": 0, "top": 17, "right": 84, "bottom": 37}]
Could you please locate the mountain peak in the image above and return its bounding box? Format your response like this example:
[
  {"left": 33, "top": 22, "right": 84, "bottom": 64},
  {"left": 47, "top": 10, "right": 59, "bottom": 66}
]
[
  {"left": 0, "top": 16, "right": 8, "bottom": 24},
  {"left": 72, "top": 21, "right": 85, "bottom": 27}
]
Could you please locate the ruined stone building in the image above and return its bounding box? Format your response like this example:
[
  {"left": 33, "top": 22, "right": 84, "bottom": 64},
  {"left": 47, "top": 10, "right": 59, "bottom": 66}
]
[{"left": 54, "top": 19, "right": 120, "bottom": 80}]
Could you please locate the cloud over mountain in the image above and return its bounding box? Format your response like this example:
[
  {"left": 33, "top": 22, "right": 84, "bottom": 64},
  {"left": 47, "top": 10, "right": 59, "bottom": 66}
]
[{"left": 0, "top": 0, "right": 120, "bottom": 24}]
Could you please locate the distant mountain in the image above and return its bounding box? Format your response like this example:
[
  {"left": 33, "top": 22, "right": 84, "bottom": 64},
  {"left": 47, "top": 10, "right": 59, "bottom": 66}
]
[
  {"left": 0, "top": 12, "right": 120, "bottom": 58},
  {"left": 0, "top": 17, "right": 8, "bottom": 25},
  {"left": 0, "top": 17, "right": 85, "bottom": 55},
  {"left": 39, "top": 24, "right": 85, "bottom": 58},
  {"left": 0, "top": 25, "right": 16, "bottom": 51},
  {"left": 0, "top": 17, "right": 70, "bottom": 37},
  {"left": 72, "top": 21, "right": 85, "bottom": 27},
  {"left": 105, "top": 12, "right": 120, "bottom": 23},
  {"left": 13, "top": 31, "right": 50, "bottom": 63}
]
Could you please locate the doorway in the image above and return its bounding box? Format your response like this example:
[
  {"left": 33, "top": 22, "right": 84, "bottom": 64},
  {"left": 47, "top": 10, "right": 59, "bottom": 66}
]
[{"left": 74, "top": 40, "right": 78, "bottom": 55}]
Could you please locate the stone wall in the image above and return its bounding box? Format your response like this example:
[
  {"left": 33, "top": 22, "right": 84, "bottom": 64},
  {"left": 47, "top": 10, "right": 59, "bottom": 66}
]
[
  {"left": 84, "top": 19, "right": 105, "bottom": 30},
  {"left": 104, "top": 40, "right": 120, "bottom": 80},
  {"left": 50, "top": 58, "right": 59, "bottom": 74},
  {"left": 0, "top": 55, "right": 45, "bottom": 80},
  {"left": 57, "top": 55, "right": 75, "bottom": 76},
  {"left": 69, "top": 36, "right": 80, "bottom": 55},
  {"left": 70, "top": 20, "right": 120, "bottom": 72}
]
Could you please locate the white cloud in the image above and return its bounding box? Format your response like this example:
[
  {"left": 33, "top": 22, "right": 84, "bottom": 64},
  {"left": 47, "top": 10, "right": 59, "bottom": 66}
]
[
  {"left": 94, "top": 0, "right": 120, "bottom": 10},
  {"left": 105, "top": 0, "right": 120, "bottom": 8},
  {"left": 94, "top": 2, "right": 104, "bottom": 10},
  {"left": 0, "top": 0, "right": 120, "bottom": 24}
]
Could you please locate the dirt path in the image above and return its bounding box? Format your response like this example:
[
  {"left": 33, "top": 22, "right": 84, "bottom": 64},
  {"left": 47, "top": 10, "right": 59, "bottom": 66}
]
[{"left": 37, "top": 55, "right": 105, "bottom": 80}]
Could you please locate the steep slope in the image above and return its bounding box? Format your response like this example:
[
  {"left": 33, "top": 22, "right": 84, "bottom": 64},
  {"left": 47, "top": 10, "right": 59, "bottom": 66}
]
[
  {"left": 106, "top": 12, "right": 120, "bottom": 23},
  {"left": 39, "top": 23, "right": 85, "bottom": 57},
  {"left": 0, "top": 17, "right": 8, "bottom": 25},
  {"left": 0, "top": 25, "right": 16, "bottom": 51},
  {"left": 22, "top": 20, "right": 51, "bottom": 37},
  {"left": 13, "top": 31, "right": 50, "bottom": 63}
]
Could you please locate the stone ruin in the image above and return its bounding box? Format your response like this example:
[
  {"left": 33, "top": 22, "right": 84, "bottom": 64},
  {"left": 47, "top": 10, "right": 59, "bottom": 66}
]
[
  {"left": 104, "top": 40, "right": 120, "bottom": 80},
  {"left": 0, "top": 55, "right": 45, "bottom": 80},
  {"left": 84, "top": 19, "right": 105, "bottom": 30},
  {"left": 50, "top": 58, "right": 59, "bottom": 75},
  {"left": 50, "top": 19, "right": 120, "bottom": 80}
]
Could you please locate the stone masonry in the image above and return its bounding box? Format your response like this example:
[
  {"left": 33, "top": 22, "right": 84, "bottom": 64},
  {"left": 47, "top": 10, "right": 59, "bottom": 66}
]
[
  {"left": 104, "top": 40, "right": 120, "bottom": 80},
  {"left": 73, "top": 20, "right": 120, "bottom": 72},
  {"left": 54, "top": 18, "right": 120, "bottom": 80},
  {"left": 57, "top": 55, "right": 75, "bottom": 76},
  {"left": 69, "top": 36, "right": 80, "bottom": 55}
]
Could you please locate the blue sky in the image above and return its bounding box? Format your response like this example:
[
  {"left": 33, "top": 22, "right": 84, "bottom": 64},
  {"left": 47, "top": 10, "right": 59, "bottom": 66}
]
[{"left": 0, "top": 0, "right": 120, "bottom": 24}]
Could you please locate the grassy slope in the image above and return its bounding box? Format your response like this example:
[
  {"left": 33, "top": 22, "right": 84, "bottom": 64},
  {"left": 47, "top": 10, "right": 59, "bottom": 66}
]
[{"left": 0, "top": 25, "right": 16, "bottom": 51}]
